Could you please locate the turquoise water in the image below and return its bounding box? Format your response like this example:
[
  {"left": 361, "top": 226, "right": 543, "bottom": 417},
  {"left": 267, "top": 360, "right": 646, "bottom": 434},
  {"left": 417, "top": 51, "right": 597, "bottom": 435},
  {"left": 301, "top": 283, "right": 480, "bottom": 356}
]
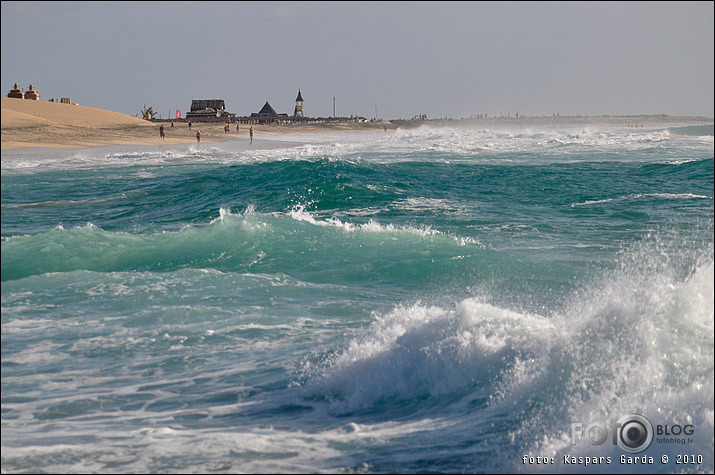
[{"left": 2, "top": 124, "right": 713, "bottom": 473}]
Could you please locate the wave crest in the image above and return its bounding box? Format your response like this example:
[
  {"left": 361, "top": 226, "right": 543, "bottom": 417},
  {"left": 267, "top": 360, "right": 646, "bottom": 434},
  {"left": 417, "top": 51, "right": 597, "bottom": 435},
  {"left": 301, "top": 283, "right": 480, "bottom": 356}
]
[{"left": 301, "top": 244, "right": 714, "bottom": 468}]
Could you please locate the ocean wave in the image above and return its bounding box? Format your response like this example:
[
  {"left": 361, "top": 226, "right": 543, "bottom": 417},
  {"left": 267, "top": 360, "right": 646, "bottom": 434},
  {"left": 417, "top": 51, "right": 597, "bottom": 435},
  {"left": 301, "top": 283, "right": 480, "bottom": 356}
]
[
  {"left": 667, "top": 124, "right": 715, "bottom": 137},
  {"left": 300, "top": 241, "right": 714, "bottom": 471},
  {"left": 3, "top": 124, "right": 712, "bottom": 174},
  {"left": 288, "top": 204, "right": 442, "bottom": 237},
  {"left": 1, "top": 206, "right": 487, "bottom": 283},
  {"left": 382, "top": 124, "right": 710, "bottom": 159}
]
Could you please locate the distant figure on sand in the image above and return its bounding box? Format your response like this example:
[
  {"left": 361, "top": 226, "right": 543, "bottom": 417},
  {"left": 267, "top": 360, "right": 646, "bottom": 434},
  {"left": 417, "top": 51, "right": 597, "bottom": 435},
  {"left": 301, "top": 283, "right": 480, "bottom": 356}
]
[
  {"left": 196, "top": 130, "right": 201, "bottom": 144},
  {"left": 249, "top": 126, "right": 254, "bottom": 144},
  {"left": 236, "top": 123, "right": 239, "bottom": 133},
  {"left": 188, "top": 121, "right": 192, "bottom": 130},
  {"left": 171, "top": 120, "right": 174, "bottom": 128},
  {"left": 159, "top": 124, "right": 165, "bottom": 141}
]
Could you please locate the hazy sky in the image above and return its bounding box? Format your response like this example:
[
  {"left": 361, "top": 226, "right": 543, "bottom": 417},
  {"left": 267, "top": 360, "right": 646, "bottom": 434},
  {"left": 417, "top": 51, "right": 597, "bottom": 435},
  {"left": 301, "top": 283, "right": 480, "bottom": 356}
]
[{"left": 2, "top": 1, "right": 713, "bottom": 119}]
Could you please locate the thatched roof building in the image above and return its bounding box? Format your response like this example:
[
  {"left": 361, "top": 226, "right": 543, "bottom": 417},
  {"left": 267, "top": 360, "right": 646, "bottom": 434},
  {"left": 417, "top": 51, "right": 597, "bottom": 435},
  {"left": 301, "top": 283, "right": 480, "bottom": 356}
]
[
  {"left": 250, "top": 101, "right": 289, "bottom": 123},
  {"left": 185, "top": 99, "right": 234, "bottom": 121}
]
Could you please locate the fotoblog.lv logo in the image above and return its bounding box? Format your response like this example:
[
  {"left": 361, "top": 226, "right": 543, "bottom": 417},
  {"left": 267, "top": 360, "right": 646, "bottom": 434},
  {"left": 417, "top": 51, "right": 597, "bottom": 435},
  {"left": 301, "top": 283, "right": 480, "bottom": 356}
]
[{"left": 571, "top": 414, "right": 654, "bottom": 453}]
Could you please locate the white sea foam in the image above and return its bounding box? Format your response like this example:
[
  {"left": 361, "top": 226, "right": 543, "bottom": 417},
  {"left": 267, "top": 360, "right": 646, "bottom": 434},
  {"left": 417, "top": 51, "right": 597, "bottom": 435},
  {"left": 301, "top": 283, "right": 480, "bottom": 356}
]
[
  {"left": 571, "top": 193, "right": 712, "bottom": 207},
  {"left": 300, "top": 242, "right": 713, "bottom": 469},
  {"left": 286, "top": 204, "right": 485, "bottom": 247},
  {"left": 3, "top": 124, "right": 711, "bottom": 173},
  {"left": 391, "top": 197, "right": 474, "bottom": 215},
  {"left": 288, "top": 204, "right": 442, "bottom": 238}
]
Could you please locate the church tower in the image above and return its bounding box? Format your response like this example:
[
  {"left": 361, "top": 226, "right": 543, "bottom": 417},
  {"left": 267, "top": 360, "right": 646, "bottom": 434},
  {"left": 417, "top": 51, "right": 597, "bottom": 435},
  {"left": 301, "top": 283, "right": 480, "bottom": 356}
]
[{"left": 293, "top": 89, "right": 304, "bottom": 117}]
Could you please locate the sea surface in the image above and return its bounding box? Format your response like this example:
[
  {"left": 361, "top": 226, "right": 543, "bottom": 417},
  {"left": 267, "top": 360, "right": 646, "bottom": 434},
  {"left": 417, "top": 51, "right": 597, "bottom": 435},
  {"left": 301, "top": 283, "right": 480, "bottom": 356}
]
[{"left": 2, "top": 123, "right": 713, "bottom": 473}]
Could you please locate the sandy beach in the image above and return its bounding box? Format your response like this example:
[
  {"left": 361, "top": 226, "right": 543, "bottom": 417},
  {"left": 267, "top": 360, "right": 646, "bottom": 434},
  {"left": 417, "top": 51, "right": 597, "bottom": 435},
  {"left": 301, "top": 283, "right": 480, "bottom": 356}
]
[
  {"left": 1, "top": 98, "right": 394, "bottom": 152},
  {"left": 2, "top": 97, "right": 710, "bottom": 152},
  {"left": 1, "top": 97, "right": 239, "bottom": 151}
]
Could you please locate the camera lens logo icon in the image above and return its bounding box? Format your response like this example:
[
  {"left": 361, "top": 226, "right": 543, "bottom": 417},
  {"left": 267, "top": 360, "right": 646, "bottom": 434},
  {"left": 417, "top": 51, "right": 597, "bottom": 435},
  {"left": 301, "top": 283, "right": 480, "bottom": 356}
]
[{"left": 616, "top": 414, "right": 653, "bottom": 453}]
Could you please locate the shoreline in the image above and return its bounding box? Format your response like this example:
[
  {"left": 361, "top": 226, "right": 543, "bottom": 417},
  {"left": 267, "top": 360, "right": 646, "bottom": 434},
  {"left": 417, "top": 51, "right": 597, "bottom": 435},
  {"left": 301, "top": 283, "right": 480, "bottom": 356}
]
[
  {"left": 2, "top": 98, "right": 712, "bottom": 152},
  {"left": 1, "top": 97, "right": 394, "bottom": 152}
]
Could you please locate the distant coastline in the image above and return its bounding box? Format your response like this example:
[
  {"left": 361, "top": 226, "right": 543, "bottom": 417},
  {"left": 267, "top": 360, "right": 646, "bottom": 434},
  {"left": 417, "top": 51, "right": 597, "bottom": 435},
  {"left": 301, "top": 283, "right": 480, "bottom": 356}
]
[
  {"left": 389, "top": 114, "right": 713, "bottom": 130},
  {"left": 2, "top": 97, "right": 712, "bottom": 151}
]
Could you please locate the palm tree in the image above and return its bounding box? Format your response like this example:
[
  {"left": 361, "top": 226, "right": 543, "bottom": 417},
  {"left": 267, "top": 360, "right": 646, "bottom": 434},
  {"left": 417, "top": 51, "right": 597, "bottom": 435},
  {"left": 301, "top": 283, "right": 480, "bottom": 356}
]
[{"left": 140, "top": 104, "right": 156, "bottom": 120}]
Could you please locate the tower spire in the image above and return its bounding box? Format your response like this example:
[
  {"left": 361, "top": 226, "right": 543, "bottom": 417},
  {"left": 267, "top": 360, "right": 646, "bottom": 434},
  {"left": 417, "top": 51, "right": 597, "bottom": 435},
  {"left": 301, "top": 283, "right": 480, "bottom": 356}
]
[{"left": 294, "top": 89, "right": 304, "bottom": 117}]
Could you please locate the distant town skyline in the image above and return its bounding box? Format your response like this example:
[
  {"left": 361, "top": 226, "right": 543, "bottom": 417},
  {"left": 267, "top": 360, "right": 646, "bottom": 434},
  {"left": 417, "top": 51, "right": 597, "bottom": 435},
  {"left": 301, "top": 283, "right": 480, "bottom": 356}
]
[{"left": 2, "top": 2, "right": 713, "bottom": 119}]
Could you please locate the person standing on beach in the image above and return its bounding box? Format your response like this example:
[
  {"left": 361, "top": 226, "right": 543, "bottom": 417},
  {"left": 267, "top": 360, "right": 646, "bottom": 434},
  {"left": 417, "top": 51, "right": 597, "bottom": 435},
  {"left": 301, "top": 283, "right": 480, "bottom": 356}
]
[
  {"left": 249, "top": 126, "right": 254, "bottom": 144},
  {"left": 236, "top": 123, "right": 239, "bottom": 133},
  {"left": 159, "top": 124, "right": 165, "bottom": 141},
  {"left": 196, "top": 130, "right": 201, "bottom": 144},
  {"left": 188, "top": 121, "right": 192, "bottom": 130}
]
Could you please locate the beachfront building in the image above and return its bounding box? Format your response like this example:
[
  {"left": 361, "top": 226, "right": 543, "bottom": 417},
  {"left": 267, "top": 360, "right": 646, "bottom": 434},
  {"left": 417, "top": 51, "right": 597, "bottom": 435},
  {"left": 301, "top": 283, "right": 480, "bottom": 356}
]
[
  {"left": 185, "top": 99, "right": 235, "bottom": 122},
  {"left": 294, "top": 89, "right": 304, "bottom": 117},
  {"left": 247, "top": 101, "right": 289, "bottom": 124}
]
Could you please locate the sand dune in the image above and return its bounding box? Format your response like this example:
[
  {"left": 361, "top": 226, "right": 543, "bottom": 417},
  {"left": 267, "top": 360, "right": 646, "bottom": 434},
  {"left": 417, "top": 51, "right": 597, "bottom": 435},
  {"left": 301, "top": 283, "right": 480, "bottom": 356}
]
[
  {"left": 1, "top": 97, "right": 151, "bottom": 129},
  {"left": 1, "top": 98, "right": 228, "bottom": 150}
]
